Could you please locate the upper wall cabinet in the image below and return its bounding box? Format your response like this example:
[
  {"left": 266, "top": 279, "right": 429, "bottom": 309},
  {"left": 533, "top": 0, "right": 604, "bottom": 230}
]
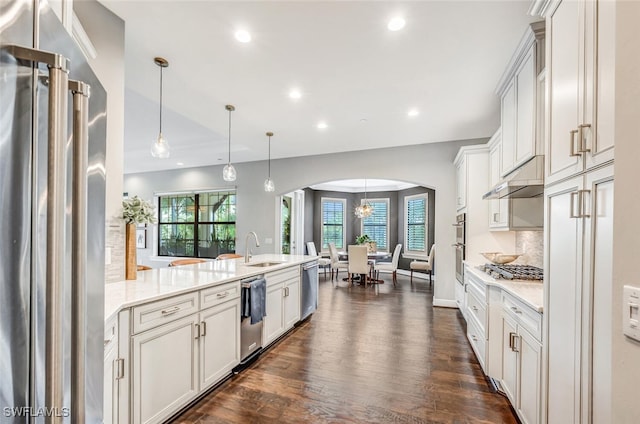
[
  {"left": 497, "top": 22, "right": 546, "bottom": 178},
  {"left": 536, "top": 0, "right": 615, "bottom": 185}
]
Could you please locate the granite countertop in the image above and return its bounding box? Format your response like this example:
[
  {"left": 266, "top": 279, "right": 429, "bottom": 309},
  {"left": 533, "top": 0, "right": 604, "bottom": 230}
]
[
  {"left": 104, "top": 254, "right": 317, "bottom": 322},
  {"left": 464, "top": 262, "right": 544, "bottom": 313}
]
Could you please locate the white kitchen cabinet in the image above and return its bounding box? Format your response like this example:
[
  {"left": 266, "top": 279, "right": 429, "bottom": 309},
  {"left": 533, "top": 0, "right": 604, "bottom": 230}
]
[
  {"left": 544, "top": 164, "right": 613, "bottom": 423},
  {"left": 497, "top": 22, "right": 545, "bottom": 178},
  {"left": 132, "top": 314, "right": 200, "bottom": 424},
  {"left": 455, "top": 155, "right": 467, "bottom": 211},
  {"left": 103, "top": 316, "right": 118, "bottom": 424},
  {"left": 463, "top": 267, "right": 489, "bottom": 374},
  {"left": 488, "top": 131, "right": 509, "bottom": 229},
  {"left": 543, "top": 0, "right": 615, "bottom": 185},
  {"left": 264, "top": 267, "right": 301, "bottom": 346},
  {"left": 501, "top": 291, "right": 543, "bottom": 424}
]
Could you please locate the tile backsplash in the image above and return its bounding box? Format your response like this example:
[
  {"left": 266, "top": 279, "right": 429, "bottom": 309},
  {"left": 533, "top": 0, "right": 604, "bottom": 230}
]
[{"left": 514, "top": 230, "right": 543, "bottom": 268}]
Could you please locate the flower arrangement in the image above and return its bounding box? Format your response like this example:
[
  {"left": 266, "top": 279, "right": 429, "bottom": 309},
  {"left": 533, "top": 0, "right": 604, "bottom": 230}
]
[
  {"left": 355, "top": 234, "right": 371, "bottom": 245},
  {"left": 122, "top": 196, "right": 157, "bottom": 225}
]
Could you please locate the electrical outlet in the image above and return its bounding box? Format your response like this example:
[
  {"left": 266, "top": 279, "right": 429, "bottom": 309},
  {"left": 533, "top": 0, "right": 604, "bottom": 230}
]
[{"left": 623, "top": 285, "right": 640, "bottom": 341}]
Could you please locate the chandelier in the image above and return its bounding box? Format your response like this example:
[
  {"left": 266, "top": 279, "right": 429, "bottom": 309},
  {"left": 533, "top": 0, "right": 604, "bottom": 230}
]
[{"left": 355, "top": 179, "right": 374, "bottom": 218}]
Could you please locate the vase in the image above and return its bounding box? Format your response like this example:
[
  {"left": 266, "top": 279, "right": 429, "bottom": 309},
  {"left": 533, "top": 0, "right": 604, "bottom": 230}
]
[{"left": 125, "top": 223, "right": 137, "bottom": 280}]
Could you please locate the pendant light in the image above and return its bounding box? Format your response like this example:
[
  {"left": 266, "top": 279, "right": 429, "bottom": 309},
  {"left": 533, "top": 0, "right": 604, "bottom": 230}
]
[
  {"left": 355, "top": 179, "right": 374, "bottom": 218},
  {"left": 264, "top": 132, "right": 275, "bottom": 192},
  {"left": 222, "top": 104, "right": 237, "bottom": 181},
  {"left": 150, "top": 57, "right": 170, "bottom": 158}
]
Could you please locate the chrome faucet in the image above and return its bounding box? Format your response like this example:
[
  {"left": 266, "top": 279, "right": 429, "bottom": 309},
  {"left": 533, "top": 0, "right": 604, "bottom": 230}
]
[{"left": 245, "top": 231, "right": 260, "bottom": 263}]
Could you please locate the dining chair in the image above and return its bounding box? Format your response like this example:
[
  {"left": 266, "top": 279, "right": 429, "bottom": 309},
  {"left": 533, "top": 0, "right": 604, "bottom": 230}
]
[
  {"left": 216, "top": 253, "right": 243, "bottom": 260},
  {"left": 168, "top": 258, "right": 206, "bottom": 267},
  {"left": 137, "top": 264, "right": 152, "bottom": 271},
  {"left": 373, "top": 243, "right": 403, "bottom": 286},
  {"left": 410, "top": 244, "right": 435, "bottom": 285},
  {"left": 306, "top": 241, "right": 330, "bottom": 279},
  {"left": 347, "top": 244, "right": 370, "bottom": 287},
  {"left": 328, "top": 243, "right": 348, "bottom": 282}
]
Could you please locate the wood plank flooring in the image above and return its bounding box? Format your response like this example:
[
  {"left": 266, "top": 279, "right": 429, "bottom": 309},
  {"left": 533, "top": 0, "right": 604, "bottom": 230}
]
[{"left": 172, "top": 274, "right": 518, "bottom": 423}]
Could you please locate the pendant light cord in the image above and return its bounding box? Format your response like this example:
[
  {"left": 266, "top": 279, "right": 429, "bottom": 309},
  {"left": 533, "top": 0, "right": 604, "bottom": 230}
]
[
  {"left": 159, "top": 65, "right": 163, "bottom": 135},
  {"left": 268, "top": 134, "right": 271, "bottom": 178},
  {"left": 228, "top": 109, "right": 232, "bottom": 163}
]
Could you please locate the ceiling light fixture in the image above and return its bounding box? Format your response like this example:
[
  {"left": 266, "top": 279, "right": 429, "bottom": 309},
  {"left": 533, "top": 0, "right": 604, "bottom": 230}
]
[
  {"left": 317, "top": 121, "right": 328, "bottom": 130},
  {"left": 289, "top": 89, "right": 302, "bottom": 99},
  {"left": 264, "top": 132, "right": 275, "bottom": 192},
  {"left": 387, "top": 17, "right": 406, "bottom": 31},
  {"left": 235, "top": 30, "right": 251, "bottom": 43},
  {"left": 222, "top": 105, "right": 237, "bottom": 181},
  {"left": 355, "top": 179, "right": 374, "bottom": 218},
  {"left": 150, "top": 57, "right": 170, "bottom": 158},
  {"left": 408, "top": 108, "right": 419, "bottom": 117}
]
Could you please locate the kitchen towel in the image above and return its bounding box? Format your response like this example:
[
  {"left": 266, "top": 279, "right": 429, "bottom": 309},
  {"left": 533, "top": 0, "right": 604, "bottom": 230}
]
[{"left": 242, "top": 278, "right": 267, "bottom": 324}]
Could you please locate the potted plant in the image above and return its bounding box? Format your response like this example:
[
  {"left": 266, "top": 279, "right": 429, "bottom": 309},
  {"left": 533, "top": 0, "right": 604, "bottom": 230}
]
[
  {"left": 356, "top": 234, "right": 377, "bottom": 253},
  {"left": 122, "top": 196, "right": 156, "bottom": 279}
]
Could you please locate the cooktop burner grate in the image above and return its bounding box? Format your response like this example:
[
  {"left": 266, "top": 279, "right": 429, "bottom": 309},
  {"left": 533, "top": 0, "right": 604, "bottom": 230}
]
[{"left": 483, "top": 264, "right": 543, "bottom": 281}]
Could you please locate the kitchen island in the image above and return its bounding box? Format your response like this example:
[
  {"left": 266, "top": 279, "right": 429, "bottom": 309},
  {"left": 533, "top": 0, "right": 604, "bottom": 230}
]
[{"left": 104, "top": 254, "right": 318, "bottom": 424}]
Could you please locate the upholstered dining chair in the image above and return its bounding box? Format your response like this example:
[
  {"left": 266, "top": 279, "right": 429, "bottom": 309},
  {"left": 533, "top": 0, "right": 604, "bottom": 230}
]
[
  {"left": 328, "top": 242, "right": 348, "bottom": 282},
  {"left": 373, "top": 244, "right": 403, "bottom": 286},
  {"left": 216, "top": 253, "right": 243, "bottom": 260},
  {"left": 169, "top": 258, "right": 206, "bottom": 267},
  {"left": 410, "top": 244, "right": 435, "bottom": 285},
  {"left": 137, "top": 264, "right": 152, "bottom": 271},
  {"left": 347, "top": 244, "right": 370, "bottom": 287},
  {"left": 306, "top": 241, "right": 331, "bottom": 279}
]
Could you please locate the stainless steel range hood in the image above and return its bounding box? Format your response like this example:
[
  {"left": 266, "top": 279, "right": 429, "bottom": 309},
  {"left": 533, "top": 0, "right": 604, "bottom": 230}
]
[{"left": 483, "top": 156, "right": 544, "bottom": 200}]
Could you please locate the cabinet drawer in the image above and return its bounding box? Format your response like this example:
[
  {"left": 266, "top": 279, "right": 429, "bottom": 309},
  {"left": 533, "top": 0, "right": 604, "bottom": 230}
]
[
  {"left": 265, "top": 267, "right": 299, "bottom": 287},
  {"left": 200, "top": 281, "right": 240, "bottom": 309},
  {"left": 466, "top": 289, "right": 487, "bottom": 333},
  {"left": 132, "top": 292, "right": 199, "bottom": 334},
  {"left": 467, "top": 315, "right": 486, "bottom": 370},
  {"left": 465, "top": 270, "right": 487, "bottom": 303},
  {"left": 502, "top": 292, "right": 542, "bottom": 342}
]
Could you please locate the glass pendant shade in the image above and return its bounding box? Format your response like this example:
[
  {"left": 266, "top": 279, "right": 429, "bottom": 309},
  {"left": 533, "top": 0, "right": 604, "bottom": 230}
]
[
  {"left": 264, "top": 177, "right": 275, "bottom": 192},
  {"left": 223, "top": 105, "right": 237, "bottom": 181},
  {"left": 151, "top": 57, "right": 170, "bottom": 158},
  {"left": 223, "top": 163, "right": 237, "bottom": 181},
  {"left": 151, "top": 133, "right": 170, "bottom": 158},
  {"left": 355, "top": 178, "right": 374, "bottom": 218}
]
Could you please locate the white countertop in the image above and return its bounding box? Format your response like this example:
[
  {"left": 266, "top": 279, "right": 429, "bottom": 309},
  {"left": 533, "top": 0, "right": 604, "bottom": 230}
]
[
  {"left": 104, "top": 254, "right": 317, "bottom": 322},
  {"left": 464, "top": 262, "right": 544, "bottom": 313}
]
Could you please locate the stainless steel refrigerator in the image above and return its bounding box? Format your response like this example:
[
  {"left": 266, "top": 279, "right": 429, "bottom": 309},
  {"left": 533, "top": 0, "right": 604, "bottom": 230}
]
[{"left": 1, "top": 0, "right": 107, "bottom": 422}]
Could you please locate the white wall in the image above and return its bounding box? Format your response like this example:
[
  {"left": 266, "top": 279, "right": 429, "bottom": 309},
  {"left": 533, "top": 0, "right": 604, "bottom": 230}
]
[
  {"left": 74, "top": 0, "right": 126, "bottom": 283},
  {"left": 125, "top": 139, "right": 484, "bottom": 304},
  {"left": 612, "top": 1, "right": 640, "bottom": 421}
]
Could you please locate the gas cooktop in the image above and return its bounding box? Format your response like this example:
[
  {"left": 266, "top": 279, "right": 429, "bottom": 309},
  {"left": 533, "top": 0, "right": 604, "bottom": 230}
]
[{"left": 481, "top": 264, "right": 543, "bottom": 281}]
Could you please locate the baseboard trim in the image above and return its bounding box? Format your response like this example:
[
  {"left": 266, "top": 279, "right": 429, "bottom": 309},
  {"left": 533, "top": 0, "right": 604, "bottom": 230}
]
[
  {"left": 397, "top": 269, "right": 434, "bottom": 281},
  {"left": 433, "top": 298, "right": 458, "bottom": 308}
]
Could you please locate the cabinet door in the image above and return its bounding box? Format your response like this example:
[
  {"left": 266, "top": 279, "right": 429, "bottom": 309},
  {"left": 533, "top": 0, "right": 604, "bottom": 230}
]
[
  {"left": 104, "top": 338, "right": 118, "bottom": 424},
  {"left": 199, "top": 300, "right": 241, "bottom": 390},
  {"left": 582, "top": 166, "right": 614, "bottom": 422},
  {"left": 546, "top": 0, "right": 583, "bottom": 184},
  {"left": 132, "top": 315, "right": 199, "bottom": 424},
  {"left": 284, "top": 278, "right": 300, "bottom": 329},
  {"left": 264, "top": 283, "right": 285, "bottom": 346},
  {"left": 456, "top": 157, "right": 467, "bottom": 211},
  {"left": 515, "top": 49, "right": 536, "bottom": 167},
  {"left": 500, "top": 81, "right": 516, "bottom": 177},
  {"left": 545, "top": 175, "right": 584, "bottom": 424},
  {"left": 501, "top": 312, "right": 519, "bottom": 405},
  {"left": 488, "top": 143, "right": 509, "bottom": 229},
  {"left": 518, "top": 327, "right": 542, "bottom": 424}
]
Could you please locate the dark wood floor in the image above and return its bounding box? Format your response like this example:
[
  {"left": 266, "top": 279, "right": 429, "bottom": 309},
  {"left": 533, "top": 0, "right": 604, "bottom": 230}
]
[{"left": 172, "top": 273, "right": 518, "bottom": 424}]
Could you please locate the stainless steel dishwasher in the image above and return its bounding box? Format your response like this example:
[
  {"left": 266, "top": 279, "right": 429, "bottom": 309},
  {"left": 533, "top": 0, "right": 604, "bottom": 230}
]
[
  {"left": 301, "top": 261, "right": 319, "bottom": 320},
  {"left": 238, "top": 275, "right": 265, "bottom": 367}
]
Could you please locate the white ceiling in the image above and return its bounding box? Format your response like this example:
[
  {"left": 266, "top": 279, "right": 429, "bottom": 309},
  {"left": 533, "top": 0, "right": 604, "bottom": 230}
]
[{"left": 99, "top": 1, "right": 537, "bottom": 174}]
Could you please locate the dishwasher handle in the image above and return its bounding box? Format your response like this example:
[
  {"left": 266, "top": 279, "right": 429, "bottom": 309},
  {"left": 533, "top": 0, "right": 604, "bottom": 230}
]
[{"left": 303, "top": 263, "right": 319, "bottom": 271}]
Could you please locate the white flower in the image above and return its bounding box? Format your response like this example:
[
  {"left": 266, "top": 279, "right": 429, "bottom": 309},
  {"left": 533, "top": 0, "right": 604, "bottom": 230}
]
[{"left": 122, "top": 196, "right": 157, "bottom": 225}]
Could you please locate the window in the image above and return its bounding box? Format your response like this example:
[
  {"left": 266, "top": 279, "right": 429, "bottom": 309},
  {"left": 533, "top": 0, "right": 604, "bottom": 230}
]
[
  {"left": 405, "top": 193, "right": 428, "bottom": 254},
  {"left": 158, "top": 190, "right": 236, "bottom": 258},
  {"left": 321, "top": 198, "right": 345, "bottom": 250},
  {"left": 361, "top": 198, "right": 389, "bottom": 251}
]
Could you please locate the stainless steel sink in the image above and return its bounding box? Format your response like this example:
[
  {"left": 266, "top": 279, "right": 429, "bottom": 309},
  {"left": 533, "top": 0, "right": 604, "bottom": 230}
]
[{"left": 245, "top": 261, "right": 283, "bottom": 267}]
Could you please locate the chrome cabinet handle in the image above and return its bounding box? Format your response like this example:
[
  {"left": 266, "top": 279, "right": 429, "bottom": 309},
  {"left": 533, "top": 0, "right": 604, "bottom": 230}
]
[
  {"left": 472, "top": 306, "right": 478, "bottom": 312},
  {"left": 201, "top": 321, "right": 207, "bottom": 337},
  {"left": 509, "top": 332, "right": 516, "bottom": 350},
  {"left": 104, "top": 333, "right": 115, "bottom": 347},
  {"left": 216, "top": 291, "right": 229, "bottom": 299},
  {"left": 493, "top": 213, "right": 499, "bottom": 223},
  {"left": 570, "top": 191, "right": 580, "bottom": 218},
  {"left": 471, "top": 335, "right": 478, "bottom": 342},
  {"left": 570, "top": 129, "right": 580, "bottom": 157},
  {"left": 161, "top": 306, "right": 181, "bottom": 316},
  {"left": 510, "top": 306, "right": 522, "bottom": 314},
  {"left": 578, "top": 189, "right": 591, "bottom": 218},
  {"left": 570, "top": 190, "right": 591, "bottom": 219},
  {"left": 194, "top": 323, "right": 200, "bottom": 339},
  {"left": 578, "top": 124, "right": 592, "bottom": 154},
  {"left": 115, "top": 358, "right": 125, "bottom": 380},
  {"left": 513, "top": 335, "right": 520, "bottom": 353}
]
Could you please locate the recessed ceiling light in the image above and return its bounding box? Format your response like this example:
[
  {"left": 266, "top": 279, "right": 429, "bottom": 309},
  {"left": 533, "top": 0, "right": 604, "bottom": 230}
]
[
  {"left": 388, "top": 17, "right": 406, "bottom": 31},
  {"left": 408, "top": 108, "right": 419, "bottom": 117},
  {"left": 360, "top": 118, "right": 368, "bottom": 123},
  {"left": 177, "top": 162, "right": 184, "bottom": 166},
  {"left": 317, "top": 121, "right": 328, "bottom": 130},
  {"left": 289, "top": 89, "right": 302, "bottom": 99},
  {"left": 234, "top": 30, "right": 251, "bottom": 43}
]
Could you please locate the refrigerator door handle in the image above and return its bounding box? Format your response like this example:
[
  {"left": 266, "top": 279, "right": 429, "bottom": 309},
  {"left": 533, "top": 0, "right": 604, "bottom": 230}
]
[
  {"left": 70, "top": 79, "right": 91, "bottom": 421},
  {"left": 3, "top": 44, "right": 71, "bottom": 416}
]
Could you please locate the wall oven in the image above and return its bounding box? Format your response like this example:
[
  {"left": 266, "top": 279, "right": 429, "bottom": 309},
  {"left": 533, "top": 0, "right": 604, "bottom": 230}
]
[{"left": 453, "top": 213, "right": 466, "bottom": 284}]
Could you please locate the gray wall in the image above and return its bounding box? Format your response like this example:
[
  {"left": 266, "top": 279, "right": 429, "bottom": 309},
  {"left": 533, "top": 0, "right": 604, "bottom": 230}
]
[{"left": 124, "top": 138, "right": 484, "bottom": 304}]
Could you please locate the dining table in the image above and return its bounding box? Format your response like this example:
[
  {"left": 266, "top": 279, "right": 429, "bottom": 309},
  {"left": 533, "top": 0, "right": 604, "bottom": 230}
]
[{"left": 335, "top": 250, "right": 392, "bottom": 284}]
